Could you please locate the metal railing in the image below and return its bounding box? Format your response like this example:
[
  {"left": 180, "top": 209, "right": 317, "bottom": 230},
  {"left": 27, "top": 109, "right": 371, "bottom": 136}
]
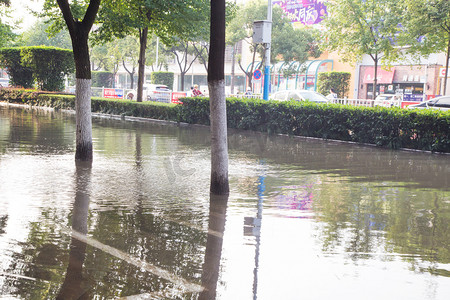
[{"left": 331, "top": 98, "right": 376, "bottom": 107}]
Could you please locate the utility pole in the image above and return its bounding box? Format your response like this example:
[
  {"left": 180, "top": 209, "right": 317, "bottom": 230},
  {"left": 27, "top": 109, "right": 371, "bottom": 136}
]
[{"left": 263, "top": 0, "right": 272, "bottom": 100}]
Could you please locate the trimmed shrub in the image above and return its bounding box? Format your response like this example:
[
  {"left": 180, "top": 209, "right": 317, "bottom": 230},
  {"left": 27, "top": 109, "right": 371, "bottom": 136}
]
[
  {"left": 151, "top": 71, "right": 174, "bottom": 89},
  {"left": 0, "top": 47, "right": 34, "bottom": 88},
  {"left": 317, "top": 71, "right": 351, "bottom": 98},
  {"left": 21, "top": 46, "right": 75, "bottom": 91},
  {"left": 92, "top": 71, "right": 114, "bottom": 87},
  {"left": 1, "top": 89, "right": 449, "bottom": 153}
]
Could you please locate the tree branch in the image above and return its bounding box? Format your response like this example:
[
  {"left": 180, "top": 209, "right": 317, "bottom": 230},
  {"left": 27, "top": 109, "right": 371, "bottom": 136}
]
[
  {"left": 56, "top": 0, "right": 76, "bottom": 35},
  {"left": 81, "top": 0, "right": 101, "bottom": 31}
]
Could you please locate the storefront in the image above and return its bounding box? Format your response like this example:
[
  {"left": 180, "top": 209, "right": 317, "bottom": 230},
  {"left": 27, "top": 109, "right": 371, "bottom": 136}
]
[{"left": 358, "top": 64, "right": 442, "bottom": 101}]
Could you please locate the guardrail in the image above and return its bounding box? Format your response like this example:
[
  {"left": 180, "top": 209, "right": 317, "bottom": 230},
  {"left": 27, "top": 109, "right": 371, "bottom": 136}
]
[
  {"left": 65, "top": 86, "right": 187, "bottom": 104},
  {"left": 331, "top": 98, "right": 376, "bottom": 107},
  {"left": 65, "top": 87, "right": 421, "bottom": 109}
]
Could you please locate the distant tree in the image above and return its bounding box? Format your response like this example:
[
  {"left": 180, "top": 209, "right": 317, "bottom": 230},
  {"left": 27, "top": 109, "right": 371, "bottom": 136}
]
[
  {"left": 90, "top": 43, "right": 110, "bottom": 71},
  {"left": 146, "top": 34, "right": 172, "bottom": 72},
  {"left": 119, "top": 36, "right": 139, "bottom": 89},
  {"left": 94, "top": 0, "right": 209, "bottom": 101},
  {"left": 226, "top": 0, "right": 319, "bottom": 89},
  {"left": 164, "top": 39, "right": 202, "bottom": 91},
  {"left": 226, "top": 0, "right": 267, "bottom": 89},
  {"left": 20, "top": 20, "right": 71, "bottom": 49},
  {"left": 0, "top": 1, "right": 16, "bottom": 48},
  {"left": 320, "top": 0, "right": 404, "bottom": 99},
  {"left": 401, "top": 0, "right": 450, "bottom": 94}
]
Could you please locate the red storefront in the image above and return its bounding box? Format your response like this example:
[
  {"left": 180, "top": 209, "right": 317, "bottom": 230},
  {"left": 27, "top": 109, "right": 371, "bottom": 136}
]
[{"left": 358, "top": 65, "right": 442, "bottom": 101}]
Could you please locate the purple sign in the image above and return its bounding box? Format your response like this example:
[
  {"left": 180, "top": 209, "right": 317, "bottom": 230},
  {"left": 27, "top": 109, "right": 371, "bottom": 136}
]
[{"left": 273, "top": 0, "right": 328, "bottom": 25}]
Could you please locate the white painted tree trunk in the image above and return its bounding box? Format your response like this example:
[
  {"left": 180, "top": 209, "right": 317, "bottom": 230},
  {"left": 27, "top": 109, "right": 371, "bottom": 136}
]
[
  {"left": 209, "top": 79, "right": 229, "bottom": 195},
  {"left": 75, "top": 78, "right": 93, "bottom": 161}
]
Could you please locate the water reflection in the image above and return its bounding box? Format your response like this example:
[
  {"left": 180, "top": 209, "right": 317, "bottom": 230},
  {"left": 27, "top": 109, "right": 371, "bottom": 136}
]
[
  {"left": 57, "top": 162, "right": 92, "bottom": 299},
  {"left": 0, "top": 105, "right": 449, "bottom": 299},
  {"left": 199, "top": 194, "right": 229, "bottom": 300}
]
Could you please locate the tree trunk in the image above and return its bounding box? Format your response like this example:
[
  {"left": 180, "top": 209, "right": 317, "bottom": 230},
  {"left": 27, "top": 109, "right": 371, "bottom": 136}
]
[
  {"left": 57, "top": 0, "right": 99, "bottom": 161},
  {"left": 180, "top": 71, "right": 186, "bottom": 91},
  {"left": 444, "top": 38, "right": 450, "bottom": 95},
  {"left": 71, "top": 31, "right": 93, "bottom": 161},
  {"left": 208, "top": 0, "right": 229, "bottom": 195},
  {"left": 372, "top": 54, "right": 378, "bottom": 100},
  {"left": 75, "top": 78, "right": 93, "bottom": 161},
  {"left": 199, "top": 194, "right": 228, "bottom": 300},
  {"left": 230, "top": 44, "right": 236, "bottom": 94},
  {"left": 137, "top": 27, "right": 148, "bottom": 102},
  {"left": 123, "top": 60, "right": 135, "bottom": 89}
]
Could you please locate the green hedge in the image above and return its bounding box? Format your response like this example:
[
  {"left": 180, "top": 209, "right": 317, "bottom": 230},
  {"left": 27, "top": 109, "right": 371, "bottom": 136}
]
[
  {"left": 151, "top": 71, "right": 174, "bottom": 89},
  {"left": 21, "top": 46, "right": 74, "bottom": 91},
  {"left": 1, "top": 89, "right": 449, "bottom": 153},
  {"left": 317, "top": 71, "right": 351, "bottom": 98},
  {"left": 0, "top": 46, "right": 74, "bottom": 91},
  {"left": 0, "top": 47, "right": 34, "bottom": 88}
]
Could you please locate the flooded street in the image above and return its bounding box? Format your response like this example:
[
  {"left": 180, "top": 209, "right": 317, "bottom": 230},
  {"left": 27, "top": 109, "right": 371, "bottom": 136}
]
[{"left": 0, "top": 104, "right": 449, "bottom": 299}]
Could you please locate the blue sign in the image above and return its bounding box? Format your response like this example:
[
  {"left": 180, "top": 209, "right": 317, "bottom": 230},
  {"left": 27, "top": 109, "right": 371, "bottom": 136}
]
[{"left": 253, "top": 69, "right": 262, "bottom": 80}]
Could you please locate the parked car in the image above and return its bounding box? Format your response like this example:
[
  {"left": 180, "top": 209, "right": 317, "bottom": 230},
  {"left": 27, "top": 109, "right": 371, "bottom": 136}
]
[
  {"left": 374, "top": 94, "right": 402, "bottom": 107},
  {"left": 270, "top": 90, "right": 328, "bottom": 103},
  {"left": 406, "top": 96, "right": 450, "bottom": 111},
  {"left": 144, "top": 84, "right": 171, "bottom": 102},
  {"left": 0, "top": 78, "right": 10, "bottom": 88}
]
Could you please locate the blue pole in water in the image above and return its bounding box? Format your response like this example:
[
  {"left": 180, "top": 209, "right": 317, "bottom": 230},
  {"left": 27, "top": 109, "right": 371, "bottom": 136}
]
[
  {"left": 263, "top": 65, "right": 270, "bottom": 100},
  {"left": 263, "top": 0, "right": 272, "bottom": 100}
]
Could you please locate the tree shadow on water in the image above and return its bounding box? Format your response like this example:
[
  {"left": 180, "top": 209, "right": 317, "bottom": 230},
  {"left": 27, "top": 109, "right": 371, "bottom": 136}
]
[
  {"left": 56, "top": 161, "right": 92, "bottom": 300},
  {"left": 199, "top": 194, "right": 229, "bottom": 300}
]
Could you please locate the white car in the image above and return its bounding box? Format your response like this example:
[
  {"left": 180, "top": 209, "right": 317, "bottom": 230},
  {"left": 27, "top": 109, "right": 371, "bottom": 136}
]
[
  {"left": 0, "top": 78, "right": 10, "bottom": 88},
  {"left": 270, "top": 90, "right": 328, "bottom": 103},
  {"left": 407, "top": 96, "right": 450, "bottom": 111},
  {"left": 374, "top": 94, "right": 402, "bottom": 107},
  {"left": 143, "top": 84, "right": 171, "bottom": 103}
]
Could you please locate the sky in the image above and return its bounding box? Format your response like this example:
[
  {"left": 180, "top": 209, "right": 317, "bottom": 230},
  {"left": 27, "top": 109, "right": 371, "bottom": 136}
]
[{"left": 6, "top": 0, "right": 43, "bottom": 33}]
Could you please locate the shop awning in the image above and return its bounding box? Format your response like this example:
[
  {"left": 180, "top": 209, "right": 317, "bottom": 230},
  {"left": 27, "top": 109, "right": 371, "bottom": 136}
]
[{"left": 363, "top": 67, "right": 395, "bottom": 84}]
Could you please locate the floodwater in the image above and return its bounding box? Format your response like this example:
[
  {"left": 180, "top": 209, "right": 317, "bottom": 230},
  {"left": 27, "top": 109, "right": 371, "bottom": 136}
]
[{"left": 0, "top": 104, "right": 449, "bottom": 300}]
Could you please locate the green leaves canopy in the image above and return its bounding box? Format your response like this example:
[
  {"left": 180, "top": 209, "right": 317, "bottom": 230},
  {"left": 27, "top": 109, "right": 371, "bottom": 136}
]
[{"left": 320, "top": 0, "right": 404, "bottom": 65}]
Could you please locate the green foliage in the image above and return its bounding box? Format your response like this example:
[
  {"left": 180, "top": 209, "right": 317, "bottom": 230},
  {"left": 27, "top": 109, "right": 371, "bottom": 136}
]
[
  {"left": 94, "top": 0, "right": 210, "bottom": 44},
  {"left": 20, "top": 46, "right": 74, "bottom": 91},
  {"left": 320, "top": 0, "right": 404, "bottom": 66},
  {"left": 317, "top": 72, "right": 351, "bottom": 98},
  {"left": 150, "top": 72, "right": 174, "bottom": 88},
  {"left": 0, "top": 2, "right": 16, "bottom": 48},
  {"left": 20, "top": 20, "right": 72, "bottom": 49},
  {"left": 92, "top": 71, "right": 114, "bottom": 87},
  {"left": 2, "top": 90, "right": 449, "bottom": 153},
  {"left": 0, "top": 47, "right": 34, "bottom": 88},
  {"left": 400, "top": 0, "right": 450, "bottom": 57}
]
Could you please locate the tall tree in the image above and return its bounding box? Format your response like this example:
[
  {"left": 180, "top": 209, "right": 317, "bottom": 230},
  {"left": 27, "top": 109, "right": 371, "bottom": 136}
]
[
  {"left": 320, "top": 0, "right": 403, "bottom": 99},
  {"left": 95, "top": 0, "right": 209, "bottom": 101},
  {"left": 20, "top": 20, "right": 72, "bottom": 49},
  {"left": 53, "top": 0, "right": 100, "bottom": 161},
  {"left": 401, "top": 0, "right": 450, "bottom": 95},
  {"left": 119, "top": 36, "right": 140, "bottom": 89},
  {"left": 209, "top": 0, "right": 229, "bottom": 195},
  {"left": 164, "top": 39, "right": 202, "bottom": 91},
  {"left": 226, "top": 0, "right": 319, "bottom": 89},
  {"left": 0, "top": 0, "right": 16, "bottom": 48}
]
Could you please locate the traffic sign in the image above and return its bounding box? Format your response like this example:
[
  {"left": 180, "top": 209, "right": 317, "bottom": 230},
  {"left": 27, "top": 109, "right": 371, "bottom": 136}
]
[{"left": 253, "top": 69, "right": 262, "bottom": 80}]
